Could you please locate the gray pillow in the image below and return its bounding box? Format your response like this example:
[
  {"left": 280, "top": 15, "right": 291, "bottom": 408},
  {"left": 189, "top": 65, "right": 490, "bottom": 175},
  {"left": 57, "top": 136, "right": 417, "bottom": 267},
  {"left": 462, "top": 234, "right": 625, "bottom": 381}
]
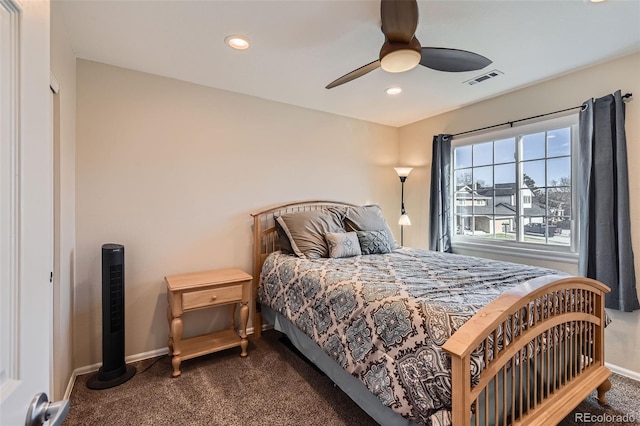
[
  {"left": 356, "top": 230, "right": 392, "bottom": 255},
  {"left": 325, "top": 232, "right": 362, "bottom": 258},
  {"left": 275, "top": 209, "right": 345, "bottom": 258},
  {"left": 339, "top": 205, "right": 398, "bottom": 249}
]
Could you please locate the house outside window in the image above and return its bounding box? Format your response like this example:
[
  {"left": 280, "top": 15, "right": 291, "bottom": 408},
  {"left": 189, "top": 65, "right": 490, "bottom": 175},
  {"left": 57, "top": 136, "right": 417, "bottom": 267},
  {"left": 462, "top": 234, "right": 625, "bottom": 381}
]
[{"left": 451, "top": 115, "right": 578, "bottom": 260}]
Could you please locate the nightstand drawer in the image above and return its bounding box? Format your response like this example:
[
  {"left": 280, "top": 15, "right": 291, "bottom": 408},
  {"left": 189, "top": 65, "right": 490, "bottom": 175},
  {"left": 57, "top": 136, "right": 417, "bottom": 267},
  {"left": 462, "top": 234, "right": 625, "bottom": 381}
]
[{"left": 182, "top": 284, "right": 242, "bottom": 310}]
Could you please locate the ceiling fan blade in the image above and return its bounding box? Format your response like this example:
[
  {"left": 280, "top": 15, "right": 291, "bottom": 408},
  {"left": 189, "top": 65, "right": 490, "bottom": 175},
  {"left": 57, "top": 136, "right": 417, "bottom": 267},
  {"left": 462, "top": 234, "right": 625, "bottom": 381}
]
[
  {"left": 420, "top": 47, "right": 492, "bottom": 72},
  {"left": 381, "top": 0, "right": 418, "bottom": 43},
  {"left": 325, "top": 60, "right": 381, "bottom": 89}
]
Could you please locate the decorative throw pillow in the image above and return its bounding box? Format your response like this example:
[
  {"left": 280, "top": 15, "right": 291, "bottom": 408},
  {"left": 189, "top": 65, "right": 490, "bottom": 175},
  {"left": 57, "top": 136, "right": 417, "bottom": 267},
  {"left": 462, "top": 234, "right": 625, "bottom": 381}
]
[
  {"left": 339, "top": 205, "right": 398, "bottom": 250},
  {"left": 325, "top": 232, "right": 362, "bottom": 258},
  {"left": 356, "top": 230, "right": 392, "bottom": 255},
  {"left": 275, "top": 209, "right": 345, "bottom": 258}
]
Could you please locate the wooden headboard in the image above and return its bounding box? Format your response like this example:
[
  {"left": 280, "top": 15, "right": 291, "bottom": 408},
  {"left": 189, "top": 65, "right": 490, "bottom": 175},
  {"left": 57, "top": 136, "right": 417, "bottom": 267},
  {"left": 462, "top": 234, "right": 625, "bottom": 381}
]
[{"left": 250, "top": 200, "right": 357, "bottom": 337}]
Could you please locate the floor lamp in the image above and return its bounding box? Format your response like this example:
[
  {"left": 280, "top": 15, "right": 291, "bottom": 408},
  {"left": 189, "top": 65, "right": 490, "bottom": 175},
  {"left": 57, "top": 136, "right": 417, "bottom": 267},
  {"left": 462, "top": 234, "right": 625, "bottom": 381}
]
[{"left": 394, "top": 167, "right": 413, "bottom": 246}]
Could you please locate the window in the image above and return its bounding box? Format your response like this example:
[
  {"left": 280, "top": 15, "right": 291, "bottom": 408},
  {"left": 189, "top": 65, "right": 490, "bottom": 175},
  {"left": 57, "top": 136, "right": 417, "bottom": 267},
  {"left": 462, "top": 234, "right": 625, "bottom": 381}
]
[{"left": 452, "top": 115, "right": 578, "bottom": 256}]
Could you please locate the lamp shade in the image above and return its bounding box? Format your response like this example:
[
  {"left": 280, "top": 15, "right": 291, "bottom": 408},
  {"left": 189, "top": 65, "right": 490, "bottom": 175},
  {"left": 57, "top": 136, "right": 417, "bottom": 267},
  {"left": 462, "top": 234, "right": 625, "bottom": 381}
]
[
  {"left": 394, "top": 167, "right": 413, "bottom": 178},
  {"left": 398, "top": 214, "right": 411, "bottom": 226}
]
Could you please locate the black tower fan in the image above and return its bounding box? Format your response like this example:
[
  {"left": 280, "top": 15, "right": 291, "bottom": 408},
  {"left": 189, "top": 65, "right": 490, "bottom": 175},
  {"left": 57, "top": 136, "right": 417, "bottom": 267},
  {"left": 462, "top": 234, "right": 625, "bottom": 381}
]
[{"left": 87, "top": 244, "right": 136, "bottom": 389}]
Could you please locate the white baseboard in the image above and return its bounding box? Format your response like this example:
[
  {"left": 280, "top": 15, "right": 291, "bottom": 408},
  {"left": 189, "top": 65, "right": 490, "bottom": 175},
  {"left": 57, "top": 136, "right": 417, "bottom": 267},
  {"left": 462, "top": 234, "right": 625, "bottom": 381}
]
[
  {"left": 63, "top": 328, "right": 639, "bottom": 402},
  {"left": 64, "top": 327, "right": 259, "bottom": 399},
  {"left": 606, "top": 362, "right": 640, "bottom": 382},
  {"left": 63, "top": 346, "right": 169, "bottom": 400}
]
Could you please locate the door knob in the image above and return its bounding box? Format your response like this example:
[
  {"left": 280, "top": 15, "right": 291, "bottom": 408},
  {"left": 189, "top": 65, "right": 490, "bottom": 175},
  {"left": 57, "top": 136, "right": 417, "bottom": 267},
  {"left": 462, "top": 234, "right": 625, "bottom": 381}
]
[{"left": 25, "top": 392, "right": 70, "bottom": 426}]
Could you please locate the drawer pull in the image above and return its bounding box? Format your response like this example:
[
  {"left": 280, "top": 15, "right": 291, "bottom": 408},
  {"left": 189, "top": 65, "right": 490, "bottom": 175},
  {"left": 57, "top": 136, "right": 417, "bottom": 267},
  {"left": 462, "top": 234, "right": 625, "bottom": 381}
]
[{"left": 211, "top": 295, "right": 218, "bottom": 301}]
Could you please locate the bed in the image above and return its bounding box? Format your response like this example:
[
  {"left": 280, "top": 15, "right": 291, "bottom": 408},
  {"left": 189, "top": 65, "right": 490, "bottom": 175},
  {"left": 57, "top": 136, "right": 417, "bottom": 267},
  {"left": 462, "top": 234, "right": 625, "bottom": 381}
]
[{"left": 251, "top": 200, "right": 611, "bottom": 426}]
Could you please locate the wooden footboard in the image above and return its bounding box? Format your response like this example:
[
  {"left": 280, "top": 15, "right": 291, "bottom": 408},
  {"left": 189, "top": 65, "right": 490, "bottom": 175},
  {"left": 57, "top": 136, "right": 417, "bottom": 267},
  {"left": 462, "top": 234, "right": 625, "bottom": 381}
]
[{"left": 443, "top": 275, "right": 611, "bottom": 426}]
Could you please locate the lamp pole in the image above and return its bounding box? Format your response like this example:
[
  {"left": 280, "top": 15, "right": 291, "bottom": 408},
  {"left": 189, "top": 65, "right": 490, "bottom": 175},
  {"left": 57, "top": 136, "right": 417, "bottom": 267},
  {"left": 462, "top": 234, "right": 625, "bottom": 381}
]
[
  {"left": 400, "top": 176, "right": 406, "bottom": 246},
  {"left": 394, "top": 167, "right": 412, "bottom": 247}
]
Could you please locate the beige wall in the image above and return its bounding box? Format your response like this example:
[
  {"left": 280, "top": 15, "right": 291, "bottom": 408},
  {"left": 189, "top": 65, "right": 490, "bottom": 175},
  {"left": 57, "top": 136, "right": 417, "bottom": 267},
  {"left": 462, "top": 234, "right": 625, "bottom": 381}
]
[
  {"left": 75, "top": 60, "right": 399, "bottom": 368},
  {"left": 50, "top": 6, "right": 76, "bottom": 399},
  {"left": 72, "top": 52, "right": 640, "bottom": 375},
  {"left": 398, "top": 52, "right": 640, "bottom": 374}
]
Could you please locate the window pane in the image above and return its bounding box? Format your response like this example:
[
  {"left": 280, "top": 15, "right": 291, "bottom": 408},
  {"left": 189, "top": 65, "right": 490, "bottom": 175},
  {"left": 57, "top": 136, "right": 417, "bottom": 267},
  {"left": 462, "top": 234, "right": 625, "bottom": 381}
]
[
  {"left": 495, "top": 163, "right": 515, "bottom": 185},
  {"left": 547, "top": 157, "right": 571, "bottom": 186},
  {"left": 473, "top": 142, "right": 493, "bottom": 166},
  {"left": 522, "top": 160, "right": 545, "bottom": 189},
  {"left": 496, "top": 216, "right": 516, "bottom": 240},
  {"left": 547, "top": 128, "right": 571, "bottom": 157},
  {"left": 521, "top": 216, "right": 549, "bottom": 245},
  {"left": 548, "top": 216, "right": 571, "bottom": 246},
  {"left": 520, "top": 215, "right": 567, "bottom": 245},
  {"left": 548, "top": 186, "right": 571, "bottom": 218},
  {"left": 455, "top": 169, "right": 473, "bottom": 189},
  {"left": 455, "top": 203, "right": 473, "bottom": 215},
  {"left": 523, "top": 188, "right": 546, "bottom": 216},
  {"left": 495, "top": 200, "right": 516, "bottom": 216},
  {"left": 522, "top": 132, "right": 545, "bottom": 160},
  {"left": 494, "top": 138, "right": 515, "bottom": 164},
  {"left": 474, "top": 166, "right": 493, "bottom": 189},
  {"left": 471, "top": 215, "right": 491, "bottom": 236},
  {"left": 455, "top": 145, "right": 472, "bottom": 169},
  {"left": 473, "top": 192, "right": 493, "bottom": 216},
  {"left": 454, "top": 215, "right": 471, "bottom": 235}
]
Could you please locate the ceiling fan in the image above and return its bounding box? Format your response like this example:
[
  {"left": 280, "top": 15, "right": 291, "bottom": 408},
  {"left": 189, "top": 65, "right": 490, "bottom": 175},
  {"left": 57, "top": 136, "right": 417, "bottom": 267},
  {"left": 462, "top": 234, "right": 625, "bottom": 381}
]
[{"left": 325, "top": 0, "right": 492, "bottom": 89}]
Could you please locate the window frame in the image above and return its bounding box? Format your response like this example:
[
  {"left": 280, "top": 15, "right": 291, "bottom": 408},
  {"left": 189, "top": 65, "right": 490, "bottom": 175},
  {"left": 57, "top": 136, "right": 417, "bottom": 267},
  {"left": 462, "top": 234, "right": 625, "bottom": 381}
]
[{"left": 450, "top": 114, "right": 579, "bottom": 263}]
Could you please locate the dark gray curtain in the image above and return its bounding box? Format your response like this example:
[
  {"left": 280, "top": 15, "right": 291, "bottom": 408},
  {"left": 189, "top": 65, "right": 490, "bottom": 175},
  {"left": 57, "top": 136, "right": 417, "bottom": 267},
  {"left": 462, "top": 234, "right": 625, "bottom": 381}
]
[
  {"left": 429, "top": 134, "right": 452, "bottom": 252},
  {"left": 578, "top": 90, "right": 639, "bottom": 311}
]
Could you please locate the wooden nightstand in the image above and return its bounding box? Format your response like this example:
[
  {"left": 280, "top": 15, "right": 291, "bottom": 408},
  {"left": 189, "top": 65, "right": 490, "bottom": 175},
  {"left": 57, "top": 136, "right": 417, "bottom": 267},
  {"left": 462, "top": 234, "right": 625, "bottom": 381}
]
[{"left": 165, "top": 268, "right": 252, "bottom": 377}]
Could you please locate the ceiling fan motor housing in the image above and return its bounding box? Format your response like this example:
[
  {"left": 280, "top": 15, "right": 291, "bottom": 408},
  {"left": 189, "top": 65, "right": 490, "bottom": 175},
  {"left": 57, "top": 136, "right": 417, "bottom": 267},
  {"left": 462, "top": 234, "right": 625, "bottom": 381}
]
[{"left": 379, "top": 37, "right": 421, "bottom": 73}]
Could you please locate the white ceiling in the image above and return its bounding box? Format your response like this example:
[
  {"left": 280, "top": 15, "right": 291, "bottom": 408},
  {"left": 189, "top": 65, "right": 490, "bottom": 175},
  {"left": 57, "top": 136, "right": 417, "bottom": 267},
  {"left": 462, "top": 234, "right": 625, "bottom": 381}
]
[{"left": 55, "top": 0, "right": 640, "bottom": 127}]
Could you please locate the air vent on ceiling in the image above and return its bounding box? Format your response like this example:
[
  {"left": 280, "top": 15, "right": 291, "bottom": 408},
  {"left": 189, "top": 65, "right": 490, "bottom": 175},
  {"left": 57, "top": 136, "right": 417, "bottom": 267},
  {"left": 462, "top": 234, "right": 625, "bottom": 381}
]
[{"left": 464, "top": 69, "right": 503, "bottom": 86}]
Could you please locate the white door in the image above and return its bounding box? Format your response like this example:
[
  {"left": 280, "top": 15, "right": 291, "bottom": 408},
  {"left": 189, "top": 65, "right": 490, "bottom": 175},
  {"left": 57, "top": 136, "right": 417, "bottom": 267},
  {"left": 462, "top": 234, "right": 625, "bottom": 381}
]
[{"left": 0, "top": 0, "right": 59, "bottom": 425}]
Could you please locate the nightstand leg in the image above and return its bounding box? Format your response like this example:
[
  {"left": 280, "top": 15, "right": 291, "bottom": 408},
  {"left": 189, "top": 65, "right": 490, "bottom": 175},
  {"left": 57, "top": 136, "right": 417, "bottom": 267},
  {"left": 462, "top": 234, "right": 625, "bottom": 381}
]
[
  {"left": 239, "top": 301, "right": 249, "bottom": 357},
  {"left": 171, "top": 316, "right": 183, "bottom": 377},
  {"left": 166, "top": 304, "right": 174, "bottom": 353},
  {"left": 231, "top": 303, "right": 237, "bottom": 333}
]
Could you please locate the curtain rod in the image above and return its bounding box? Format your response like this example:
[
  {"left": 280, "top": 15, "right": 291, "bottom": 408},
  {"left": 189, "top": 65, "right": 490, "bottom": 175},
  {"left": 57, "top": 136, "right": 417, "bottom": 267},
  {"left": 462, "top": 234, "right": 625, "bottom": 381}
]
[{"left": 449, "top": 92, "right": 633, "bottom": 139}]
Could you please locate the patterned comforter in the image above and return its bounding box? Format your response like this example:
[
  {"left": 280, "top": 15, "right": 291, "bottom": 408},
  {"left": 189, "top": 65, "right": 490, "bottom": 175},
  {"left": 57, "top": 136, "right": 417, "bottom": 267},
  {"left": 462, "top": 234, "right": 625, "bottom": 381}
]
[{"left": 257, "top": 248, "right": 566, "bottom": 425}]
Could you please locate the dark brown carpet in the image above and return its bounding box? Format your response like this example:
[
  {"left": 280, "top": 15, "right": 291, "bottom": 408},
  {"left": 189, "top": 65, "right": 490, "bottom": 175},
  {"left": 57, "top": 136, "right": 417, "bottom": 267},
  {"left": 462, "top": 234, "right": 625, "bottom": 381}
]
[{"left": 64, "top": 330, "right": 639, "bottom": 425}]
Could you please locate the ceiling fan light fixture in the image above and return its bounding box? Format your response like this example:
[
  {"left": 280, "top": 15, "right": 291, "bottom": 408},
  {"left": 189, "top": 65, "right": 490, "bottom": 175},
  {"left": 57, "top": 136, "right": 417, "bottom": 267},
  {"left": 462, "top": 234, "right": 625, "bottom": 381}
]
[
  {"left": 380, "top": 49, "right": 421, "bottom": 73},
  {"left": 224, "top": 35, "right": 250, "bottom": 50}
]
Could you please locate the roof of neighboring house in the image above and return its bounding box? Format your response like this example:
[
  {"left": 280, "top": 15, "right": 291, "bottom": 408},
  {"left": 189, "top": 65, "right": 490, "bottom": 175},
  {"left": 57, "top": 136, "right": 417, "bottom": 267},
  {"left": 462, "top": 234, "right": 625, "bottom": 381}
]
[
  {"left": 476, "top": 183, "right": 532, "bottom": 198},
  {"left": 456, "top": 183, "right": 533, "bottom": 198},
  {"left": 456, "top": 201, "right": 546, "bottom": 217},
  {"left": 455, "top": 191, "right": 491, "bottom": 200}
]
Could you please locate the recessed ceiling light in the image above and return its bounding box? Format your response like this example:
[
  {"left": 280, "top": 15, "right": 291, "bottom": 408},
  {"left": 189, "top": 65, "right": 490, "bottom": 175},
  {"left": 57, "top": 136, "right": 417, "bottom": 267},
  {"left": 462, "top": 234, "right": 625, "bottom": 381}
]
[
  {"left": 590, "top": 0, "right": 607, "bottom": 2},
  {"left": 225, "top": 35, "right": 250, "bottom": 50},
  {"left": 385, "top": 86, "right": 402, "bottom": 95}
]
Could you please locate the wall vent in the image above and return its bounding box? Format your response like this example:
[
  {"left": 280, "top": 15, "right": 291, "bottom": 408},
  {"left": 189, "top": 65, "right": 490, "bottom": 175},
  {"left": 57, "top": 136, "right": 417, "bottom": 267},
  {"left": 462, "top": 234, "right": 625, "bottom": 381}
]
[{"left": 464, "top": 69, "right": 503, "bottom": 86}]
